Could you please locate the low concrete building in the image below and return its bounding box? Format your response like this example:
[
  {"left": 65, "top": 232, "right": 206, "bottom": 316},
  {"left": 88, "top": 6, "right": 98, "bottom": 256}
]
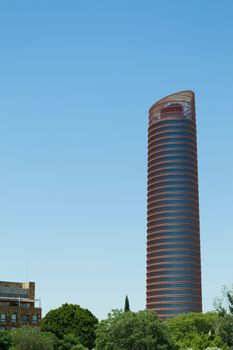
[{"left": 0, "top": 281, "right": 42, "bottom": 330}]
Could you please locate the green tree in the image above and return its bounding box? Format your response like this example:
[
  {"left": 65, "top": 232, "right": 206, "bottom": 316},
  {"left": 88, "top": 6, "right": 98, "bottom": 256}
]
[
  {"left": 215, "top": 313, "right": 233, "bottom": 347},
  {"left": 41, "top": 304, "right": 98, "bottom": 350},
  {"left": 166, "top": 312, "right": 224, "bottom": 350},
  {"left": 0, "top": 331, "right": 12, "bottom": 350},
  {"left": 10, "top": 327, "right": 55, "bottom": 350},
  {"left": 71, "top": 345, "right": 88, "bottom": 350},
  {"left": 57, "top": 334, "right": 82, "bottom": 350},
  {"left": 124, "top": 295, "right": 130, "bottom": 312},
  {"left": 215, "top": 285, "right": 233, "bottom": 316},
  {"left": 95, "top": 309, "right": 174, "bottom": 350}
]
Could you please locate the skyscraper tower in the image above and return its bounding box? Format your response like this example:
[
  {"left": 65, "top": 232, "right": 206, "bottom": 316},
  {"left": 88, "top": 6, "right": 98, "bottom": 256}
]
[{"left": 146, "top": 91, "right": 202, "bottom": 319}]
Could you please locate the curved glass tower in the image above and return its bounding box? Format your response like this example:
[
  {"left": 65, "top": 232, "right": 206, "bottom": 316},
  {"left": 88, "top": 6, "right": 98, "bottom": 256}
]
[{"left": 146, "top": 91, "right": 202, "bottom": 319}]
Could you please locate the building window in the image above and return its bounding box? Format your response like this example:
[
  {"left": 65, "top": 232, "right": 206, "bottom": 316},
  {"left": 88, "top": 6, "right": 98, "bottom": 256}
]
[
  {"left": 0, "top": 301, "right": 9, "bottom": 307},
  {"left": 21, "top": 314, "right": 29, "bottom": 324},
  {"left": 0, "top": 326, "right": 5, "bottom": 330},
  {"left": 11, "top": 313, "right": 17, "bottom": 323},
  {"left": 21, "top": 303, "right": 31, "bottom": 308},
  {"left": 0, "top": 314, "right": 6, "bottom": 323},
  {"left": 32, "top": 315, "right": 38, "bottom": 324}
]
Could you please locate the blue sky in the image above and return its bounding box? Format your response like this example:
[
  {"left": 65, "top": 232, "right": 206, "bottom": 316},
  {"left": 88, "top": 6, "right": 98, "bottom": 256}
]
[{"left": 0, "top": 0, "right": 232, "bottom": 319}]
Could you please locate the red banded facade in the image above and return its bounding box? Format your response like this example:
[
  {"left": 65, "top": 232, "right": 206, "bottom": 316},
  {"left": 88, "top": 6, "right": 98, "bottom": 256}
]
[{"left": 146, "top": 91, "right": 202, "bottom": 319}]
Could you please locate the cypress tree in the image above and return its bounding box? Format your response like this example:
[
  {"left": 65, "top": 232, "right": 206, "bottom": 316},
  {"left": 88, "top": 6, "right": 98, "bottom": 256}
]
[
  {"left": 227, "top": 291, "right": 233, "bottom": 314},
  {"left": 124, "top": 295, "right": 130, "bottom": 312}
]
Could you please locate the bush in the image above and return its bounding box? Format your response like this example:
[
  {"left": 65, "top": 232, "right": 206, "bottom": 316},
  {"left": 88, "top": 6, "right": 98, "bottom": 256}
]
[
  {"left": 95, "top": 309, "right": 174, "bottom": 350},
  {"left": 11, "top": 327, "right": 55, "bottom": 350}
]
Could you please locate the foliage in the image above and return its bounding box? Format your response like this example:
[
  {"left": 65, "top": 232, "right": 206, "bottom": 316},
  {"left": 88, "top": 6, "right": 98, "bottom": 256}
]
[
  {"left": 71, "top": 344, "right": 88, "bottom": 350},
  {"left": 57, "top": 334, "right": 83, "bottom": 350},
  {"left": 10, "top": 327, "right": 56, "bottom": 350},
  {"left": 41, "top": 303, "right": 98, "bottom": 349},
  {"left": 166, "top": 312, "right": 224, "bottom": 350},
  {"left": 124, "top": 295, "right": 130, "bottom": 312},
  {"left": 215, "top": 313, "right": 233, "bottom": 347},
  {"left": 0, "top": 331, "right": 12, "bottom": 350},
  {"left": 95, "top": 309, "right": 174, "bottom": 350},
  {"left": 214, "top": 286, "right": 233, "bottom": 316}
]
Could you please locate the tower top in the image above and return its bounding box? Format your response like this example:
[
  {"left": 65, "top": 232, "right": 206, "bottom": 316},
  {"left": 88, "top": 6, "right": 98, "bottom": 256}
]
[{"left": 148, "top": 91, "right": 195, "bottom": 126}]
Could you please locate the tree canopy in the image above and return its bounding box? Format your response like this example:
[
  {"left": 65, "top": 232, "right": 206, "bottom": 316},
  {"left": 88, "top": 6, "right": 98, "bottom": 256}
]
[
  {"left": 215, "top": 313, "right": 233, "bottom": 347},
  {"left": 10, "top": 327, "right": 55, "bottom": 350},
  {"left": 166, "top": 312, "right": 224, "bottom": 350},
  {"left": 0, "top": 331, "right": 12, "bottom": 350},
  {"left": 70, "top": 345, "right": 88, "bottom": 350},
  {"left": 41, "top": 303, "right": 98, "bottom": 350},
  {"left": 215, "top": 285, "right": 233, "bottom": 316},
  {"left": 95, "top": 309, "right": 174, "bottom": 350},
  {"left": 57, "top": 333, "right": 88, "bottom": 350}
]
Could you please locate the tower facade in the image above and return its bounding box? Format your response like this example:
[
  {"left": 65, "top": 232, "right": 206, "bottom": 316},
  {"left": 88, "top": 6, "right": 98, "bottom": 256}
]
[{"left": 146, "top": 91, "right": 202, "bottom": 319}]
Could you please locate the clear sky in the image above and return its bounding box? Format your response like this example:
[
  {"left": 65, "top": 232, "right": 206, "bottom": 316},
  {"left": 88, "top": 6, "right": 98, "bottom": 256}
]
[{"left": 0, "top": 0, "right": 232, "bottom": 320}]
